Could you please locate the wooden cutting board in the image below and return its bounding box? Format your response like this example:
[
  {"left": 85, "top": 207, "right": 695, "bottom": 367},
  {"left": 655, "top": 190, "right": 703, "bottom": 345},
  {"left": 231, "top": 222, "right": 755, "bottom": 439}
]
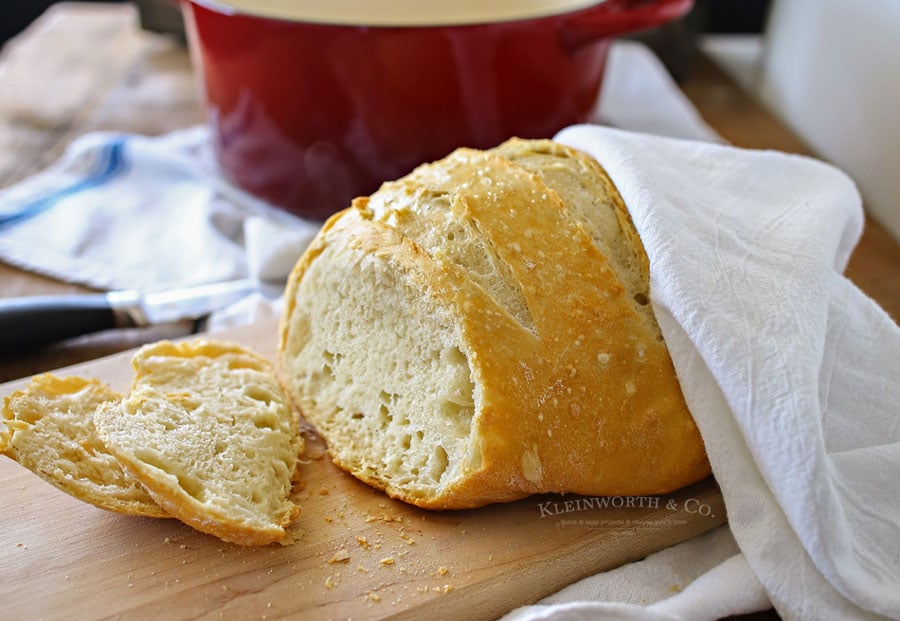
[{"left": 0, "top": 320, "right": 725, "bottom": 620}]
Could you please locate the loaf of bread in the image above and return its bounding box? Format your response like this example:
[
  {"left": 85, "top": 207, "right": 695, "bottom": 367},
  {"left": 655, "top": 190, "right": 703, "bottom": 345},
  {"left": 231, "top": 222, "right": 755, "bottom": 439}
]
[
  {"left": 94, "top": 340, "right": 302, "bottom": 545},
  {"left": 1, "top": 374, "right": 166, "bottom": 517},
  {"left": 278, "top": 138, "right": 711, "bottom": 510}
]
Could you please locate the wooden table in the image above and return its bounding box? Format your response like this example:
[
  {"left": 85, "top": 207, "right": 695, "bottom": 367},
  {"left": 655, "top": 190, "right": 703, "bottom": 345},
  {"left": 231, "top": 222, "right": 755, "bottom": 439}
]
[{"left": 0, "top": 5, "right": 896, "bottom": 618}]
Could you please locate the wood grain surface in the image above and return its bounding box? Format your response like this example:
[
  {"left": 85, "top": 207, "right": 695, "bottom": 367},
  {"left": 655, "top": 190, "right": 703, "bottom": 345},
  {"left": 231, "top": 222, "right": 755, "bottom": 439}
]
[{"left": 0, "top": 320, "right": 726, "bottom": 620}]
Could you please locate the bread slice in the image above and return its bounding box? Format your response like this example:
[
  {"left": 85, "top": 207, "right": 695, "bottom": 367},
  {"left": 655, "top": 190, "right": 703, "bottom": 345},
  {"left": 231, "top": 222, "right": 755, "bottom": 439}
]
[
  {"left": 278, "top": 138, "right": 710, "bottom": 509},
  {"left": 1, "top": 373, "right": 166, "bottom": 517},
  {"left": 94, "top": 339, "right": 302, "bottom": 545}
]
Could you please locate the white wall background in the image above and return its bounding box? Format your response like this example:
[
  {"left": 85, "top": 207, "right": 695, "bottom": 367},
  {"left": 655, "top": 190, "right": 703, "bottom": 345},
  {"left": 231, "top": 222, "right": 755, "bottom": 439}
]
[{"left": 759, "top": 0, "right": 900, "bottom": 241}]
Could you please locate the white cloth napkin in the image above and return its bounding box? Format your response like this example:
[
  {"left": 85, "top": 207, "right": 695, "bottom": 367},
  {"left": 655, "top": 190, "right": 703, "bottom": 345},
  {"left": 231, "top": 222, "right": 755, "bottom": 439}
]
[
  {"left": 597, "top": 42, "right": 722, "bottom": 143},
  {"left": 503, "top": 125, "right": 899, "bottom": 621}
]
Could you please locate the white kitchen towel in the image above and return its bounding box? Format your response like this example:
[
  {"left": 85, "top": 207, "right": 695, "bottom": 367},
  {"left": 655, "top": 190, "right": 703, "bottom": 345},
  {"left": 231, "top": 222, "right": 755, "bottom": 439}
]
[
  {"left": 598, "top": 41, "right": 721, "bottom": 143},
  {"left": 502, "top": 125, "right": 900, "bottom": 621},
  {"left": 0, "top": 41, "right": 715, "bottom": 294}
]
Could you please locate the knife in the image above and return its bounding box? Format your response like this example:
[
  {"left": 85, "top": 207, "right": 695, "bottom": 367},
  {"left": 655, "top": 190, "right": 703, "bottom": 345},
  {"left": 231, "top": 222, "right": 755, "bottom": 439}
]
[{"left": 0, "top": 279, "right": 259, "bottom": 353}]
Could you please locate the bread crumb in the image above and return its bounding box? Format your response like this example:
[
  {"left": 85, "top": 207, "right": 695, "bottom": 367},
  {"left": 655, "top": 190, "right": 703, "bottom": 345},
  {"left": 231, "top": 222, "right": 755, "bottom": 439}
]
[
  {"left": 319, "top": 487, "right": 330, "bottom": 496},
  {"left": 366, "top": 513, "right": 404, "bottom": 523},
  {"left": 329, "top": 549, "right": 350, "bottom": 563},
  {"left": 380, "top": 557, "right": 394, "bottom": 566},
  {"left": 357, "top": 563, "right": 368, "bottom": 573},
  {"left": 356, "top": 536, "right": 370, "bottom": 549},
  {"left": 434, "top": 566, "right": 448, "bottom": 576},
  {"left": 670, "top": 584, "right": 681, "bottom": 593},
  {"left": 367, "top": 591, "right": 381, "bottom": 602},
  {"left": 325, "top": 576, "right": 335, "bottom": 589}
]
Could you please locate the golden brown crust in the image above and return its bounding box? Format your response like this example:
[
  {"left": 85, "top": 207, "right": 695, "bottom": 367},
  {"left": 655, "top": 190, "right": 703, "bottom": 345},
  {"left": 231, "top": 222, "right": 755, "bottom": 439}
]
[
  {"left": 494, "top": 138, "right": 651, "bottom": 291},
  {"left": 279, "top": 140, "right": 710, "bottom": 509}
]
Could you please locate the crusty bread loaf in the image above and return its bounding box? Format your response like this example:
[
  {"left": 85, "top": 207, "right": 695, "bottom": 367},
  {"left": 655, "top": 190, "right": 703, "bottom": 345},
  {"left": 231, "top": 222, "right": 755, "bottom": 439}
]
[
  {"left": 278, "top": 138, "right": 710, "bottom": 510},
  {"left": 94, "top": 339, "right": 302, "bottom": 545},
  {"left": 1, "top": 374, "right": 166, "bottom": 517}
]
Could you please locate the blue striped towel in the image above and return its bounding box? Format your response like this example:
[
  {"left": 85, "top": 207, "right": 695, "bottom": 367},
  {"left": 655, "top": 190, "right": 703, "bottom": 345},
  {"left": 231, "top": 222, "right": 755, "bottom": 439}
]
[{"left": 0, "top": 126, "right": 319, "bottom": 293}]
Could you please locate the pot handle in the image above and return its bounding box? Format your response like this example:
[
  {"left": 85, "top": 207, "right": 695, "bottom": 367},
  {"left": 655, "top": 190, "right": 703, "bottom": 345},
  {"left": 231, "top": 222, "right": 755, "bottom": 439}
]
[{"left": 560, "top": 0, "right": 694, "bottom": 51}]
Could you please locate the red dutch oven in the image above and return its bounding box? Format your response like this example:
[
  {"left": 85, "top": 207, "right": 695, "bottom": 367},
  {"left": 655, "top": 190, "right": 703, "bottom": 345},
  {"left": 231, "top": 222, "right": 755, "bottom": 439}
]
[{"left": 182, "top": 0, "right": 693, "bottom": 220}]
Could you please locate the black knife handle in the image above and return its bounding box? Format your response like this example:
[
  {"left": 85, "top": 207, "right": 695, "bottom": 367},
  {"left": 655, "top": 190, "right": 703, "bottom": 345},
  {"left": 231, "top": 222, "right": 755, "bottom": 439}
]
[{"left": 0, "top": 294, "right": 117, "bottom": 354}]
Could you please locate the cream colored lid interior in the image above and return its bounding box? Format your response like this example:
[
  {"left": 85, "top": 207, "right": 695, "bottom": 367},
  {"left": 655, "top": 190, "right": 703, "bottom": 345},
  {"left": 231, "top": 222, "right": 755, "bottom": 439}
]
[{"left": 190, "top": 0, "right": 605, "bottom": 26}]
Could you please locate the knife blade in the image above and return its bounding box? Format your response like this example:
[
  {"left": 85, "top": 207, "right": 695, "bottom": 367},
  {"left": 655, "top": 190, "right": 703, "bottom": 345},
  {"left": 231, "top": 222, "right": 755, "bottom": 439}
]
[{"left": 0, "top": 279, "right": 259, "bottom": 353}]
